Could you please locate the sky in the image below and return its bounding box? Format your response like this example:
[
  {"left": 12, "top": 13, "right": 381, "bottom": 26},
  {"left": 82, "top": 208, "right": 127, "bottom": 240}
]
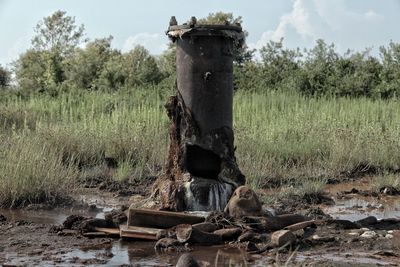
[{"left": 1, "top": 0, "right": 400, "bottom": 66}]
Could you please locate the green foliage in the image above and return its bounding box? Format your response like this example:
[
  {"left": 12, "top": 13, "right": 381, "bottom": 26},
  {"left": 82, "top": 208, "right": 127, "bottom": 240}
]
[
  {"left": 0, "top": 65, "right": 11, "bottom": 88},
  {"left": 123, "top": 45, "right": 163, "bottom": 86},
  {"left": 32, "top": 10, "right": 86, "bottom": 56},
  {"left": 198, "top": 12, "right": 254, "bottom": 67},
  {"left": 65, "top": 36, "right": 118, "bottom": 90}
]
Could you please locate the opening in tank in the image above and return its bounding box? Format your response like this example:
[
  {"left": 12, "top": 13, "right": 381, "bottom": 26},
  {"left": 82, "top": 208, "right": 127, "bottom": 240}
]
[{"left": 185, "top": 145, "right": 221, "bottom": 178}]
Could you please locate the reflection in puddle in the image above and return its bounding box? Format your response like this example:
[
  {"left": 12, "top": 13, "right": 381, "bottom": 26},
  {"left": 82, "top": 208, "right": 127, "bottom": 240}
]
[
  {"left": 65, "top": 242, "right": 256, "bottom": 266},
  {"left": 323, "top": 179, "right": 400, "bottom": 221}
]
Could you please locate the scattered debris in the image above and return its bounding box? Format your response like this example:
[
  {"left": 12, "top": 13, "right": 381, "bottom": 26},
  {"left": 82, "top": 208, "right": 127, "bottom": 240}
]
[
  {"left": 127, "top": 208, "right": 205, "bottom": 229},
  {"left": 271, "top": 230, "right": 296, "bottom": 247}
]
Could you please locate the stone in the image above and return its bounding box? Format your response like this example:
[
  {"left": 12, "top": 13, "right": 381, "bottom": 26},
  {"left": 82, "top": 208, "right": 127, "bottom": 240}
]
[
  {"left": 224, "top": 186, "right": 262, "bottom": 218},
  {"left": 271, "top": 230, "right": 296, "bottom": 247},
  {"left": 385, "top": 234, "right": 394, "bottom": 239},
  {"left": 360, "top": 231, "right": 377, "bottom": 239}
]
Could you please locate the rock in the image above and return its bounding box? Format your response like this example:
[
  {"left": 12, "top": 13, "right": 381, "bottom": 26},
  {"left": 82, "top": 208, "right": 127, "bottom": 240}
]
[
  {"left": 176, "top": 253, "right": 200, "bottom": 267},
  {"left": 224, "top": 186, "right": 263, "bottom": 218},
  {"left": 154, "top": 238, "right": 181, "bottom": 251},
  {"left": 356, "top": 216, "right": 378, "bottom": 227},
  {"left": 213, "top": 228, "right": 242, "bottom": 241},
  {"left": 360, "top": 231, "right": 377, "bottom": 239},
  {"left": 385, "top": 234, "right": 394, "bottom": 239},
  {"left": 175, "top": 224, "right": 222, "bottom": 245},
  {"left": 192, "top": 222, "right": 218, "bottom": 233},
  {"left": 63, "top": 215, "right": 86, "bottom": 230},
  {"left": 271, "top": 230, "right": 296, "bottom": 247},
  {"left": 348, "top": 231, "right": 360, "bottom": 236},
  {"left": 80, "top": 218, "right": 116, "bottom": 232},
  {"left": 104, "top": 210, "right": 127, "bottom": 225}
]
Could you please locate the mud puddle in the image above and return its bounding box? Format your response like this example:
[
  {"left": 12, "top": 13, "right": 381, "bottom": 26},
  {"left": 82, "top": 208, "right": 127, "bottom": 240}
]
[
  {"left": 0, "top": 190, "right": 129, "bottom": 225},
  {"left": 322, "top": 178, "right": 400, "bottom": 221}
]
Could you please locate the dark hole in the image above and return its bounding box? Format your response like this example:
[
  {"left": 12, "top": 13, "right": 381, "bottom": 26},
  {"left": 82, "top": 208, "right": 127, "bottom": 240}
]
[{"left": 185, "top": 145, "right": 221, "bottom": 178}]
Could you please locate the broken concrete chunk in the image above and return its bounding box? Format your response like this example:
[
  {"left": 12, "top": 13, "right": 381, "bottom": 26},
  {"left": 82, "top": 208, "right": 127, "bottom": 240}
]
[
  {"left": 360, "top": 231, "right": 377, "bottom": 239},
  {"left": 271, "top": 230, "right": 296, "bottom": 247}
]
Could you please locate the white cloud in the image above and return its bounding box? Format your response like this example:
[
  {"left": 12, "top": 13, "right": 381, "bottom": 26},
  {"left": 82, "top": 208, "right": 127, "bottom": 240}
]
[
  {"left": 1, "top": 36, "right": 30, "bottom": 66},
  {"left": 122, "top": 33, "right": 168, "bottom": 55},
  {"left": 250, "top": 0, "right": 315, "bottom": 51},
  {"left": 250, "top": 0, "right": 387, "bottom": 55}
]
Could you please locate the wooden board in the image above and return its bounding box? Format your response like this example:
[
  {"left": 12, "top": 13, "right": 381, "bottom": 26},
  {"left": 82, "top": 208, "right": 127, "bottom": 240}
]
[
  {"left": 94, "top": 227, "right": 120, "bottom": 236},
  {"left": 128, "top": 208, "right": 205, "bottom": 229},
  {"left": 120, "top": 225, "right": 161, "bottom": 240}
]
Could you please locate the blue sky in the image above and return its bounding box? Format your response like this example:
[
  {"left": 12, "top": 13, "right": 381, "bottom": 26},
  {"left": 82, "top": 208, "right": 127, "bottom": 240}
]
[{"left": 1, "top": 0, "right": 399, "bottom": 66}]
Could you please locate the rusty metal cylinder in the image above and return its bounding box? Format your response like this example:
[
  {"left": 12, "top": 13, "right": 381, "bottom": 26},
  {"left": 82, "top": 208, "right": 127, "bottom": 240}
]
[
  {"left": 176, "top": 31, "right": 235, "bottom": 133},
  {"left": 167, "top": 21, "right": 244, "bottom": 178}
]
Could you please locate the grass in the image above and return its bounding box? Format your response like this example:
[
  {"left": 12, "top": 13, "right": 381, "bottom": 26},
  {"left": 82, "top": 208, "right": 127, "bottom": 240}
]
[
  {"left": 1, "top": 86, "right": 400, "bottom": 207},
  {"left": 372, "top": 174, "right": 400, "bottom": 192}
]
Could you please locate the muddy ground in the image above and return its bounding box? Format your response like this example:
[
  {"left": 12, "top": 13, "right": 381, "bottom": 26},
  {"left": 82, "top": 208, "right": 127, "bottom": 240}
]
[{"left": 1, "top": 177, "right": 400, "bottom": 266}]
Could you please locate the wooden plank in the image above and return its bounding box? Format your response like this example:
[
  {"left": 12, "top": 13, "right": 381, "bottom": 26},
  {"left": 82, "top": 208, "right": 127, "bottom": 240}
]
[
  {"left": 128, "top": 208, "right": 205, "bottom": 229},
  {"left": 120, "top": 225, "right": 161, "bottom": 240},
  {"left": 94, "top": 227, "right": 120, "bottom": 236}
]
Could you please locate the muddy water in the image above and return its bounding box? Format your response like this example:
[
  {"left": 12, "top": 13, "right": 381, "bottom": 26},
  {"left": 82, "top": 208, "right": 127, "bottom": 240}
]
[
  {"left": 65, "top": 243, "right": 259, "bottom": 266},
  {"left": 322, "top": 178, "right": 400, "bottom": 221}
]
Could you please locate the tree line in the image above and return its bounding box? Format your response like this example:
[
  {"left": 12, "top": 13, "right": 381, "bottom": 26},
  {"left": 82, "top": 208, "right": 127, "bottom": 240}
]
[{"left": 1, "top": 11, "right": 399, "bottom": 98}]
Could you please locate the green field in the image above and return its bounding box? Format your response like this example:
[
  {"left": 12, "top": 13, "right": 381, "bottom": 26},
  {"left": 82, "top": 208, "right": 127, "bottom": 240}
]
[{"left": 1, "top": 87, "right": 400, "bottom": 207}]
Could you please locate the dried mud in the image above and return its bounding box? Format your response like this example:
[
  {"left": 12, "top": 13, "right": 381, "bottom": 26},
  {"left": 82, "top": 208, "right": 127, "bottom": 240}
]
[{"left": 1, "top": 177, "right": 400, "bottom": 266}]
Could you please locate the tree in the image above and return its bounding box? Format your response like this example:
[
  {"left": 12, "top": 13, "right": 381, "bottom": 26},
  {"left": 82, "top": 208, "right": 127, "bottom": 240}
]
[
  {"left": 14, "top": 49, "right": 48, "bottom": 92},
  {"left": 198, "top": 12, "right": 254, "bottom": 66},
  {"left": 32, "top": 10, "right": 86, "bottom": 56},
  {"left": 259, "top": 39, "right": 302, "bottom": 89},
  {"left": 0, "top": 65, "right": 11, "bottom": 88},
  {"left": 65, "top": 36, "right": 118, "bottom": 90},
  {"left": 123, "top": 45, "right": 162, "bottom": 86},
  {"left": 377, "top": 42, "right": 400, "bottom": 97},
  {"left": 15, "top": 11, "right": 87, "bottom": 92}
]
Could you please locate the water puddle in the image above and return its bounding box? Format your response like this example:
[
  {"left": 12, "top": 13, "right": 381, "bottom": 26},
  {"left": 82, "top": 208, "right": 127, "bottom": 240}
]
[
  {"left": 64, "top": 242, "right": 267, "bottom": 266},
  {"left": 0, "top": 191, "right": 126, "bottom": 225},
  {"left": 297, "top": 251, "right": 394, "bottom": 266},
  {"left": 323, "top": 178, "right": 400, "bottom": 221}
]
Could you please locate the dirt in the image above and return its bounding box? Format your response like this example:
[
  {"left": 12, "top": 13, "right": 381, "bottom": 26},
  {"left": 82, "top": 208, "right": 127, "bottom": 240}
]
[{"left": 1, "top": 177, "right": 400, "bottom": 266}]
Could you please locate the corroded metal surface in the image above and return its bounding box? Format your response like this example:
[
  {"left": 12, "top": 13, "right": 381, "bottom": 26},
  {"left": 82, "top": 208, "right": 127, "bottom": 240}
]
[{"left": 156, "top": 17, "right": 246, "bottom": 211}]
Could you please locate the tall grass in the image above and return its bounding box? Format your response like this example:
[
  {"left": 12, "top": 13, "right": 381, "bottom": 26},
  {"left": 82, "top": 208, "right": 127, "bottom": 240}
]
[{"left": 1, "top": 86, "right": 400, "bottom": 206}]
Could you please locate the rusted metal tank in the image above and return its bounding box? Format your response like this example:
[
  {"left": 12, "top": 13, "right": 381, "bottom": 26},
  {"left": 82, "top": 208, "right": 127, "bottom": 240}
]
[
  {"left": 168, "top": 18, "right": 244, "bottom": 179},
  {"left": 158, "top": 17, "right": 245, "bottom": 211}
]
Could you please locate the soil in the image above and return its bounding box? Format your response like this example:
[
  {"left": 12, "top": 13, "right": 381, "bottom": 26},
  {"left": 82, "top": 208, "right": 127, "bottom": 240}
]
[{"left": 1, "top": 177, "right": 400, "bottom": 266}]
